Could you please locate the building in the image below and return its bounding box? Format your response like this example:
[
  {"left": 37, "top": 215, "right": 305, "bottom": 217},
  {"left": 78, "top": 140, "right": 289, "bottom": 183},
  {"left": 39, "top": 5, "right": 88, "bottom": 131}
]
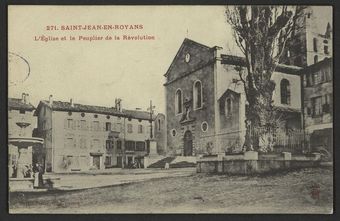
[
  {"left": 164, "top": 38, "right": 302, "bottom": 156},
  {"left": 280, "top": 6, "right": 332, "bottom": 67},
  {"left": 8, "top": 93, "right": 43, "bottom": 178},
  {"left": 300, "top": 57, "right": 333, "bottom": 153},
  {"left": 34, "top": 96, "right": 165, "bottom": 172}
]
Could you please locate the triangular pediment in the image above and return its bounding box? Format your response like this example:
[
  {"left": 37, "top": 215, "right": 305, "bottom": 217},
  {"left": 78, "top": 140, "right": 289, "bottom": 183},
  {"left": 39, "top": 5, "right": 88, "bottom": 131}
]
[
  {"left": 164, "top": 38, "right": 214, "bottom": 83},
  {"left": 218, "top": 89, "right": 240, "bottom": 102}
]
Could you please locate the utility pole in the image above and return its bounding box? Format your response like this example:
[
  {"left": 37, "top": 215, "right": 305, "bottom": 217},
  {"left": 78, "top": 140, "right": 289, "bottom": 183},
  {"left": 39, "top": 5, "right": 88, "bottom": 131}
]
[{"left": 147, "top": 100, "right": 155, "bottom": 139}]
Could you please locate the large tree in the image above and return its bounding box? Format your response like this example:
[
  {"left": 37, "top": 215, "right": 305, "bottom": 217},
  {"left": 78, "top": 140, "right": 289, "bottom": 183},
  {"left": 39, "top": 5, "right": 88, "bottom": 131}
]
[{"left": 225, "top": 6, "right": 305, "bottom": 152}]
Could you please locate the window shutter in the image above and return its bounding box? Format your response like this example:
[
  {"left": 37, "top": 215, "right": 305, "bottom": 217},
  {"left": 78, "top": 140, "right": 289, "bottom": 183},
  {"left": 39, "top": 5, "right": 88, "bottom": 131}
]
[
  {"left": 307, "top": 107, "right": 311, "bottom": 116},
  {"left": 74, "top": 138, "right": 77, "bottom": 148},
  {"left": 323, "top": 104, "right": 330, "bottom": 113}
]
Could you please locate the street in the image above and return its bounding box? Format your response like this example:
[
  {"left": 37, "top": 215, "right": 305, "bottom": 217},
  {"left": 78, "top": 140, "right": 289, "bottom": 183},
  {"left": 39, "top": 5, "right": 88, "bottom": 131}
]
[{"left": 9, "top": 167, "right": 333, "bottom": 214}]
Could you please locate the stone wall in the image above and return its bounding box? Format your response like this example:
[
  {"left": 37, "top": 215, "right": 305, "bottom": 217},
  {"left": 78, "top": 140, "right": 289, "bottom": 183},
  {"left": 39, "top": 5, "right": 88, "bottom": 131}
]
[{"left": 197, "top": 151, "right": 321, "bottom": 174}]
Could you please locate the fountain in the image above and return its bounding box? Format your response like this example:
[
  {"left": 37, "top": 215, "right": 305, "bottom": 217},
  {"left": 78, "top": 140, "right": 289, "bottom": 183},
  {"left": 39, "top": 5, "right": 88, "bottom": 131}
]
[{"left": 8, "top": 121, "right": 44, "bottom": 191}]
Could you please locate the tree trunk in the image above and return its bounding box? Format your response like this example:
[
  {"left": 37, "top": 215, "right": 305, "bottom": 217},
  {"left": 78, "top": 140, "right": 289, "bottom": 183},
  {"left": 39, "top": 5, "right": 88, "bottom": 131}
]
[{"left": 243, "top": 82, "right": 276, "bottom": 151}]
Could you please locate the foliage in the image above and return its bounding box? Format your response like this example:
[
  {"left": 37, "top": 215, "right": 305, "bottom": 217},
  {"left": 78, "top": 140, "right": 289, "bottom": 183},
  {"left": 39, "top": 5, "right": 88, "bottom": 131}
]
[
  {"left": 206, "top": 142, "right": 214, "bottom": 155},
  {"left": 225, "top": 6, "right": 306, "bottom": 151},
  {"left": 224, "top": 138, "right": 242, "bottom": 153}
]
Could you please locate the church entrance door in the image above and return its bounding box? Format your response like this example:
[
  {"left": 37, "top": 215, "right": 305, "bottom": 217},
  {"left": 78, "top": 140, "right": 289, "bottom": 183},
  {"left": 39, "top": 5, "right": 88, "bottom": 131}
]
[{"left": 183, "top": 130, "right": 193, "bottom": 156}]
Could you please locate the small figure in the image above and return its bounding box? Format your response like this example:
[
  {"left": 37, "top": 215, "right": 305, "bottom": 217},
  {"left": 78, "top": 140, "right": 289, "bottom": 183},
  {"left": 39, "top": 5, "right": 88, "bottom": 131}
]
[
  {"left": 29, "top": 164, "right": 33, "bottom": 178},
  {"left": 38, "top": 163, "right": 44, "bottom": 187},
  {"left": 164, "top": 162, "right": 170, "bottom": 170},
  {"left": 12, "top": 164, "right": 17, "bottom": 178},
  {"left": 33, "top": 163, "right": 39, "bottom": 188},
  {"left": 24, "top": 165, "right": 30, "bottom": 178}
]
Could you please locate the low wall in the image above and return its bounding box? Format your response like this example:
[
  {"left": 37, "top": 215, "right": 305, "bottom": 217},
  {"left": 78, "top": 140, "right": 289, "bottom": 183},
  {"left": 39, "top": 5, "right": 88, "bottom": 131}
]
[
  {"left": 196, "top": 151, "right": 321, "bottom": 175},
  {"left": 9, "top": 178, "right": 34, "bottom": 191}
]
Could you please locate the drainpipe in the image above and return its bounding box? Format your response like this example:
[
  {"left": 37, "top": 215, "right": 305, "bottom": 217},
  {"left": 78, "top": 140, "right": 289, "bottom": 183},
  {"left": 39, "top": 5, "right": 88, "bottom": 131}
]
[
  {"left": 213, "top": 46, "right": 223, "bottom": 153},
  {"left": 122, "top": 116, "right": 126, "bottom": 168},
  {"left": 300, "top": 72, "right": 306, "bottom": 153}
]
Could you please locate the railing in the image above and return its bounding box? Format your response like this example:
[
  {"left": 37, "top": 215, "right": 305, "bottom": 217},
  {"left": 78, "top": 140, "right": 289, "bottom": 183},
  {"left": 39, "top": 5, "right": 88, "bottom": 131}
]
[{"left": 250, "top": 126, "right": 305, "bottom": 153}]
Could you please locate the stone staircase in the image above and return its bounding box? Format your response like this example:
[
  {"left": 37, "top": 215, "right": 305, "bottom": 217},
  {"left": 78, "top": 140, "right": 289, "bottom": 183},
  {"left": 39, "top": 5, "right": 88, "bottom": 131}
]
[
  {"left": 146, "top": 157, "right": 176, "bottom": 168},
  {"left": 170, "top": 156, "right": 197, "bottom": 168},
  {"left": 146, "top": 156, "right": 198, "bottom": 169}
]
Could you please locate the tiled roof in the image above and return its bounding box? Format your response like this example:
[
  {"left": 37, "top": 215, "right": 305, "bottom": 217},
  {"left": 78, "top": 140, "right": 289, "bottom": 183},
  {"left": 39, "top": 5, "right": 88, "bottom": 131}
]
[
  {"left": 123, "top": 109, "right": 156, "bottom": 120},
  {"left": 8, "top": 98, "right": 35, "bottom": 111},
  {"left": 296, "top": 57, "right": 332, "bottom": 74},
  {"left": 48, "top": 100, "right": 125, "bottom": 116},
  {"left": 221, "top": 54, "right": 301, "bottom": 75},
  {"left": 38, "top": 100, "right": 155, "bottom": 120}
]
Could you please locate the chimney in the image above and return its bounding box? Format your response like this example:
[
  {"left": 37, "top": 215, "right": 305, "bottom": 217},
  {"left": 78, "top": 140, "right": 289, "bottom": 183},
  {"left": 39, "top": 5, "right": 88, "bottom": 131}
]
[
  {"left": 22, "top": 93, "right": 26, "bottom": 103},
  {"left": 25, "top": 93, "right": 30, "bottom": 104},
  {"left": 325, "top": 22, "right": 332, "bottom": 39},
  {"left": 115, "top": 98, "right": 122, "bottom": 112},
  {"left": 70, "top": 98, "right": 74, "bottom": 107},
  {"left": 49, "top": 95, "right": 53, "bottom": 105}
]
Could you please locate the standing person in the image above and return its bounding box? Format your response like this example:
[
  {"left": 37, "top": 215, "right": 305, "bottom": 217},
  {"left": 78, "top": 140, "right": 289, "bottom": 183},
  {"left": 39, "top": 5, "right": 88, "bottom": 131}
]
[
  {"left": 13, "top": 164, "right": 17, "bottom": 178},
  {"left": 165, "top": 162, "right": 170, "bottom": 170},
  {"left": 38, "top": 163, "right": 44, "bottom": 187},
  {"left": 33, "top": 163, "right": 39, "bottom": 188},
  {"left": 29, "top": 164, "right": 33, "bottom": 178}
]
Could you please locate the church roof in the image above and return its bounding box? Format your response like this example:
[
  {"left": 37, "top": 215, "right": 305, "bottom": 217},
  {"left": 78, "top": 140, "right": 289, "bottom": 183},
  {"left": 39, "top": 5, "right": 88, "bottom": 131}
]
[{"left": 221, "top": 54, "right": 302, "bottom": 75}]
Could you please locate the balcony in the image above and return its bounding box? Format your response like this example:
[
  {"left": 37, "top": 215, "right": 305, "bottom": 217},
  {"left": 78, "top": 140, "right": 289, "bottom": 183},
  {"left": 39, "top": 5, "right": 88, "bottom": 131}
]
[{"left": 108, "top": 130, "right": 120, "bottom": 139}]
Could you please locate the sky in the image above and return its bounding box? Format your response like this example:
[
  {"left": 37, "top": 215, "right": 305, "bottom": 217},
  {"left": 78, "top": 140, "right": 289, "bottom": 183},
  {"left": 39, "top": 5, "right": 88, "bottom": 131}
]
[{"left": 8, "top": 6, "right": 332, "bottom": 114}]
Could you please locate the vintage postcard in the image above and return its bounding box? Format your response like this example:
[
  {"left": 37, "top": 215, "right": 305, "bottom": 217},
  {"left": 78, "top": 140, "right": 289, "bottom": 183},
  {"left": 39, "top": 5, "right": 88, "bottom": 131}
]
[{"left": 8, "top": 5, "right": 333, "bottom": 213}]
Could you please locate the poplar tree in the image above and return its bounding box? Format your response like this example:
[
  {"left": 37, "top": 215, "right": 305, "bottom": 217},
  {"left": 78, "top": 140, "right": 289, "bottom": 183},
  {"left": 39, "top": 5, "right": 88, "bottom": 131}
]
[{"left": 225, "top": 6, "right": 305, "bottom": 151}]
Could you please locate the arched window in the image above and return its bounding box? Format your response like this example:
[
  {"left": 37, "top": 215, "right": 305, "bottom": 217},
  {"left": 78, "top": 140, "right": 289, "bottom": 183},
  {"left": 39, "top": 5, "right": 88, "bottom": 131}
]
[
  {"left": 314, "top": 55, "right": 318, "bottom": 64},
  {"left": 225, "top": 97, "right": 232, "bottom": 116},
  {"left": 313, "top": 38, "right": 318, "bottom": 52},
  {"left": 193, "top": 80, "right": 202, "bottom": 109},
  {"left": 280, "top": 79, "right": 291, "bottom": 105},
  {"left": 175, "top": 89, "right": 183, "bottom": 114}
]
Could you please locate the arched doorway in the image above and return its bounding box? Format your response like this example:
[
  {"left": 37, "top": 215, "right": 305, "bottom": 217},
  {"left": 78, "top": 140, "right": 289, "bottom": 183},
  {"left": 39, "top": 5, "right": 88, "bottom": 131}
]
[{"left": 183, "top": 130, "right": 193, "bottom": 156}]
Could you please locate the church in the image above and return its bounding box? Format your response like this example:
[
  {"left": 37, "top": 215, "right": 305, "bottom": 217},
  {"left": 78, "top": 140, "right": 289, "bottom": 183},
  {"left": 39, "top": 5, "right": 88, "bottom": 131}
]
[{"left": 164, "top": 38, "right": 302, "bottom": 156}]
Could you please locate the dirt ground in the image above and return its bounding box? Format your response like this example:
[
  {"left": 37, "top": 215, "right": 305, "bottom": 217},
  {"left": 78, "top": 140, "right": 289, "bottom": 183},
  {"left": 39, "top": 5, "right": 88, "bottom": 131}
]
[{"left": 9, "top": 167, "right": 333, "bottom": 214}]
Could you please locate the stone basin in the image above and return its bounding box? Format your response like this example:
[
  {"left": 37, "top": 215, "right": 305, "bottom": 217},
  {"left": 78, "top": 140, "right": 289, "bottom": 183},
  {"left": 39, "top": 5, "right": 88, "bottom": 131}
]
[{"left": 8, "top": 137, "right": 44, "bottom": 147}]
